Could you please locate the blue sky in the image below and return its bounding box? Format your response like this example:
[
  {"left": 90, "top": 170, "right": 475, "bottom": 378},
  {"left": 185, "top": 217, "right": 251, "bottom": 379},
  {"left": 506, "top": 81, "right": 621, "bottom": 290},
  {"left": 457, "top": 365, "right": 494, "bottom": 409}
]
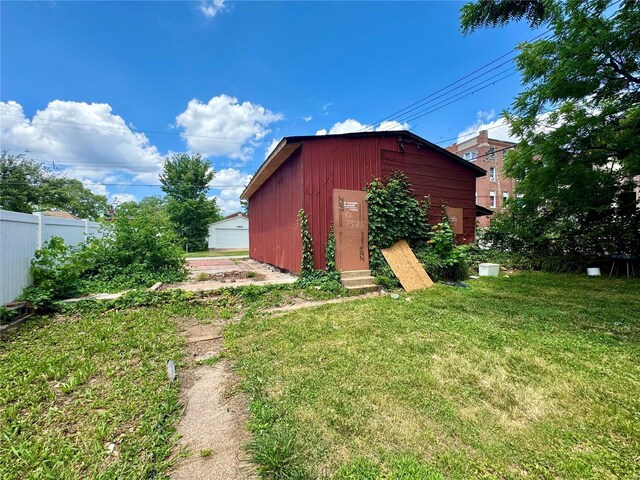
[{"left": 1, "top": 1, "right": 538, "bottom": 213}]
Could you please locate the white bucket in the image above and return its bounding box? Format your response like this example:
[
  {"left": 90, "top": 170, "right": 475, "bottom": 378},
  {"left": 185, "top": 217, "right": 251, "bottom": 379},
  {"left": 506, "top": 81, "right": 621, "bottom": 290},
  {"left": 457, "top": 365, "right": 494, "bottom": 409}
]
[
  {"left": 586, "top": 267, "right": 601, "bottom": 276},
  {"left": 479, "top": 263, "right": 500, "bottom": 276}
]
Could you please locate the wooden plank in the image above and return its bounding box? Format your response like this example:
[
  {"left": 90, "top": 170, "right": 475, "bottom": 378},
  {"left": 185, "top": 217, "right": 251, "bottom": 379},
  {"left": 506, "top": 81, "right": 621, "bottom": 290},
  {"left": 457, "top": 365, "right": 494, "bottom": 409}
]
[{"left": 381, "top": 240, "right": 434, "bottom": 291}]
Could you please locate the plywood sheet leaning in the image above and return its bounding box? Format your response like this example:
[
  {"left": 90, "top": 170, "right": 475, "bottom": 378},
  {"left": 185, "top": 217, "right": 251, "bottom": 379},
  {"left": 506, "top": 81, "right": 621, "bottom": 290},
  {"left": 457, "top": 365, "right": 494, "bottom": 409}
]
[{"left": 381, "top": 240, "right": 434, "bottom": 291}]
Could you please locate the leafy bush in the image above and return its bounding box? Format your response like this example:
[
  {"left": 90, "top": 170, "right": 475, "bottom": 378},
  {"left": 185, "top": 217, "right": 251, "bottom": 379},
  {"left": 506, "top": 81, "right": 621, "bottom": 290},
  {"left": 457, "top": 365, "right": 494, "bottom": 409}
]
[
  {"left": 366, "top": 172, "right": 430, "bottom": 250},
  {"left": 478, "top": 191, "right": 640, "bottom": 273},
  {"left": 295, "top": 270, "right": 344, "bottom": 294},
  {"left": 20, "top": 199, "right": 187, "bottom": 309},
  {"left": 365, "top": 172, "right": 468, "bottom": 282},
  {"left": 374, "top": 275, "right": 399, "bottom": 290},
  {"left": 85, "top": 199, "right": 186, "bottom": 290},
  {"left": 21, "top": 237, "right": 90, "bottom": 308},
  {"left": 414, "top": 222, "right": 470, "bottom": 281}
]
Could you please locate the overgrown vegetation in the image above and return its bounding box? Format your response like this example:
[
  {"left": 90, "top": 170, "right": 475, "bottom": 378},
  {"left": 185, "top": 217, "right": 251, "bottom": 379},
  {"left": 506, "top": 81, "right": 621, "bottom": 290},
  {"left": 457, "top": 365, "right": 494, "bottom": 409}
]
[
  {"left": 296, "top": 210, "right": 346, "bottom": 295},
  {"left": 227, "top": 272, "right": 640, "bottom": 479},
  {"left": 298, "top": 209, "right": 315, "bottom": 275},
  {"left": 460, "top": 0, "right": 640, "bottom": 263},
  {"left": 325, "top": 223, "right": 336, "bottom": 272},
  {"left": 366, "top": 172, "right": 470, "bottom": 282},
  {"left": 21, "top": 199, "right": 186, "bottom": 308}
]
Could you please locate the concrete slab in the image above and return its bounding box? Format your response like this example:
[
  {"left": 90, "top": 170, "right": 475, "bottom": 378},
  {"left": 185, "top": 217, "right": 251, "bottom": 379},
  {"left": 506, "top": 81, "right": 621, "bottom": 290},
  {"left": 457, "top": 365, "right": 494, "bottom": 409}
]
[{"left": 169, "top": 258, "right": 297, "bottom": 292}]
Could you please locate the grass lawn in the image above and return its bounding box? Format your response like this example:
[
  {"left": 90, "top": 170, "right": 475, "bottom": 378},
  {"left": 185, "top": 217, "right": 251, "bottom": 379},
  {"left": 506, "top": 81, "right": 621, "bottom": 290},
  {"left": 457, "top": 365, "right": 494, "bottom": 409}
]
[
  {"left": 0, "top": 300, "right": 196, "bottom": 479},
  {"left": 184, "top": 250, "right": 248, "bottom": 258},
  {"left": 0, "top": 284, "right": 347, "bottom": 479},
  {"left": 227, "top": 273, "right": 640, "bottom": 479}
]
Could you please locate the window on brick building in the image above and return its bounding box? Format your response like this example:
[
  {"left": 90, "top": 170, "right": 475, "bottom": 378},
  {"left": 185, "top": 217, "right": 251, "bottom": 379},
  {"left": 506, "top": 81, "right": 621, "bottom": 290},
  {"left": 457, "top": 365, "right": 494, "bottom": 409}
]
[
  {"left": 503, "top": 192, "right": 509, "bottom": 202},
  {"left": 490, "top": 191, "right": 496, "bottom": 208},
  {"left": 463, "top": 150, "right": 477, "bottom": 161},
  {"left": 489, "top": 167, "right": 496, "bottom": 182}
]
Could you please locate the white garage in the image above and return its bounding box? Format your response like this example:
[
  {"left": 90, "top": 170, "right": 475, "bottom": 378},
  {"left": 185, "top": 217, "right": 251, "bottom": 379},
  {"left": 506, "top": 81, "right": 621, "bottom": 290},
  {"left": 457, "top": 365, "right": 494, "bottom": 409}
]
[{"left": 207, "top": 213, "right": 249, "bottom": 250}]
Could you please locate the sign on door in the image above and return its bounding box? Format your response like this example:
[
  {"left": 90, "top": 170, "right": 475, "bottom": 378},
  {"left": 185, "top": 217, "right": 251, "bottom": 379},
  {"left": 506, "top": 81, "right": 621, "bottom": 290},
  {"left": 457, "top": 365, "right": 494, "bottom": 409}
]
[{"left": 333, "top": 189, "right": 369, "bottom": 271}]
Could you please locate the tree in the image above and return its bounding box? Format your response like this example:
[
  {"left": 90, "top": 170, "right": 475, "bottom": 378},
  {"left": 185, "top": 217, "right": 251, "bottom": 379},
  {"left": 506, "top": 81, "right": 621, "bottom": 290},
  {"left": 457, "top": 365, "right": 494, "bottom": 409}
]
[
  {"left": 461, "top": 0, "right": 640, "bottom": 257},
  {"left": 160, "top": 153, "right": 223, "bottom": 251},
  {"left": 38, "top": 177, "right": 108, "bottom": 220},
  {"left": 0, "top": 151, "right": 45, "bottom": 213},
  {"left": 0, "top": 151, "right": 108, "bottom": 219}
]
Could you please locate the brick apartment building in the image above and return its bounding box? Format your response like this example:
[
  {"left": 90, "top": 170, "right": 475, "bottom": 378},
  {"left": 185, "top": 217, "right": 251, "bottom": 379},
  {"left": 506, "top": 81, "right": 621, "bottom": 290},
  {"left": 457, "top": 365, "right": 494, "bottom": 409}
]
[{"left": 446, "top": 130, "right": 517, "bottom": 227}]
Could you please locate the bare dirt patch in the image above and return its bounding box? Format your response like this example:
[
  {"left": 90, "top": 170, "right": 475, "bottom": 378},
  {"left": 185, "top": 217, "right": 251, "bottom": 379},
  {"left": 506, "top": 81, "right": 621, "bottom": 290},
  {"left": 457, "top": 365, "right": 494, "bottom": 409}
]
[
  {"left": 171, "top": 362, "right": 256, "bottom": 480},
  {"left": 171, "top": 319, "right": 256, "bottom": 479},
  {"left": 194, "top": 271, "right": 267, "bottom": 283},
  {"left": 165, "top": 258, "right": 297, "bottom": 292}
]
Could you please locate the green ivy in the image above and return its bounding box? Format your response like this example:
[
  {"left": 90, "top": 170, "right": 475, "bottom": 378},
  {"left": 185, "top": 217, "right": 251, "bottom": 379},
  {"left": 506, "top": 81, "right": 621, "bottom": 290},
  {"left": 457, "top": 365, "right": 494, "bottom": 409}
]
[
  {"left": 365, "top": 172, "right": 430, "bottom": 278},
  {"left": 297, "top": 209, "right": 314, "bottom": 275},
  {"left": 365, "top": 172, "right": 469, "bottom": 282},
  {"left": 325, "top": 223, "right": 336, "bottom": 272},
  {"left": 365, "top": 172, "right": 430, "bottom": 250}
]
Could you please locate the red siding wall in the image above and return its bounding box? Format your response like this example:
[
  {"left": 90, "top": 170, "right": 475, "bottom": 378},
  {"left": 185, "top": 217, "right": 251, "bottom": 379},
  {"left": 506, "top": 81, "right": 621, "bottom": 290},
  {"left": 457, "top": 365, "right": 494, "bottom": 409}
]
[
  {"left": 249, "top": 135, "right": 478, "bottom": 273},
  {"left": 248, "top": 150, "right": 303, "bottom": 272},
  {"left": 381, "top": 143, "right": 477, "bottom": 242},
  {"left": 302, "top": 136, "right": 392, "bottom": 269}
]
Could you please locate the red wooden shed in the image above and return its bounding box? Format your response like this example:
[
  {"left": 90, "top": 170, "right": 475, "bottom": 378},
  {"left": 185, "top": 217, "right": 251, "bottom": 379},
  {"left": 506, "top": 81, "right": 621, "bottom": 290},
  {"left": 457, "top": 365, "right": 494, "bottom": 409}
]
[{"left": 240, "top": 131, "right": 485, "bottom": 273}]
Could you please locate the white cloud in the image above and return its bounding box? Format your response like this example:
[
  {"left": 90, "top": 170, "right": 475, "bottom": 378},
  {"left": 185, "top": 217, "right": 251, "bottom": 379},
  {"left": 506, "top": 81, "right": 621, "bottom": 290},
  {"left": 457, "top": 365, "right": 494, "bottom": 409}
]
[
  {"left": 0, "top": 100, "right": 164, "bottom": 184},
  {"left": 456, "top": 109, "right": 564, "bottom": 145},
  {"left": 110, "top": 193, "right": 137, "bottom": 205},
  {"left": 209, "top": 167, "right": 252, "bottom": 215},
  {"left": 377, "top": 120, "right": 409, "bottom": 131},
  {"left": 82, "top": 179, "right": 108, "bottom": 197},
  {"left": 264, "top": 138, "right": 281, "bottom": 159},
  {"left": 199, "top": 0, "right": 226, "bottom": 18},
  {"left": 302, "top": 115, "right": 313, "bottom": 122},
  {"left": 175, "top": 94, "right": 282, "bottom": 161},
  {"left": 316, "top": 118, "right": 409, "bottom": 136},
  {"left": 456, "top": 114, "right": 518, "bottom": 144},
  {"left": 322, "top": 102, "right": 333, "bottom": 115}
]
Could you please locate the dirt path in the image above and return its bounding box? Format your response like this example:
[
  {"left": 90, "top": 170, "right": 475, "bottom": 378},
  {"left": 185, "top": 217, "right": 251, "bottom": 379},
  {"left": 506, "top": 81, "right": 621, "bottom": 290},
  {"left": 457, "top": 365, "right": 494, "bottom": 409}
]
[{"left": 170, "top": 321, "right": 257, "bottom": 480}]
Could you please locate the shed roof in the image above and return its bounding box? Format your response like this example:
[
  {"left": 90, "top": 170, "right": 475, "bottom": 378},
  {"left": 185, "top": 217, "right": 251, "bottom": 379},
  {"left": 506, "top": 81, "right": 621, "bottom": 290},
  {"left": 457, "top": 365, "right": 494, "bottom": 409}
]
[
  {"left": 241, "top": 130, "right": 486, "bottom": 200},
  {"left": 209, "top": 213, "right": 249, "bottom": 228}
]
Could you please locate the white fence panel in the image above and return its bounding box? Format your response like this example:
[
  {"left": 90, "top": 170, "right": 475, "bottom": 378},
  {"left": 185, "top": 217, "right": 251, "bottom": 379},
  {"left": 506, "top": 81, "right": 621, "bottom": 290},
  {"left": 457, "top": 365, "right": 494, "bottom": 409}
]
[
  {"left": 40, "top": 215, "right": 87, "bottom": 246},
  {"left": 0, "top": 210, "right": 103, "bottom": 305},
  {"left": 0, "top": 211, "right": 39, "bottom": 307}
]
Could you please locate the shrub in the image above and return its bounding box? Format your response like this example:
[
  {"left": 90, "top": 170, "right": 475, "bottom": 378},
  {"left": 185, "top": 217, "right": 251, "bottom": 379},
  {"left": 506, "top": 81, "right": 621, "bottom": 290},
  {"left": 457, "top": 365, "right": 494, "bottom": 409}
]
[
  {"left": 365, "top": 172, "right": 468, "bottom": 282},
  {"left": 295, "top": 270, "right": 344, "bottom": 294},
  {"left": 86, "top": 200, "right": 186, "bottom": 290},
  {"left": 413, "top": 222, "right": 470, "bottom": 281},
  {"left": 21, "top": 237, "right": 90, "bottom": 308},
  {"left": 20, "top": 200, "right": 187, "bottom": 309}
]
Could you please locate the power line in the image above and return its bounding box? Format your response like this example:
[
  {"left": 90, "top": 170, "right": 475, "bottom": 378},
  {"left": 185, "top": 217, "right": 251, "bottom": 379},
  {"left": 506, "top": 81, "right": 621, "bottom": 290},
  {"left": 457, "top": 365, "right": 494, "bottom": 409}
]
[
  {"left": 360, "top": 28, "right": 552, "bottom": 132},
  {"left": 394, "top": 68, "right": 519, "bottom": 125},
  {"left": 371, "top": 60, "right": 518, "bottom": 129}
]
